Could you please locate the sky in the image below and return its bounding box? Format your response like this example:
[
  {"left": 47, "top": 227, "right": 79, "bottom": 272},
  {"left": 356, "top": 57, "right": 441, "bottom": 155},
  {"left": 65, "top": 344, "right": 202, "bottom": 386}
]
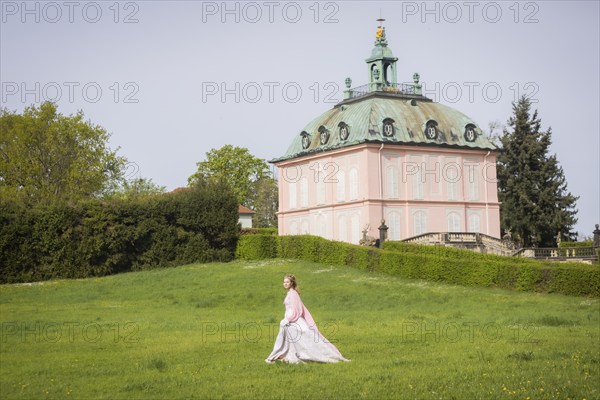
[{"left": 1, "top": 0, "right": 599, "bottom": 239}]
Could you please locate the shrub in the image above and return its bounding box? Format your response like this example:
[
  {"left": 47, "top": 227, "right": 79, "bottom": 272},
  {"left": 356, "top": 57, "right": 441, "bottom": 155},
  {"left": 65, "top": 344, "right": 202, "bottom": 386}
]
[
  {"left": 0, "top": 181, "right": 239, "bottom": 283},
  {"left": 235, "top": 235, "right": 600, "bottom": 297},
  {"left": 235, "top": 234, "right": 277, "bottom": 260},
  {"left": 240, "top": 227, "right": 277, "bottom": 236}
]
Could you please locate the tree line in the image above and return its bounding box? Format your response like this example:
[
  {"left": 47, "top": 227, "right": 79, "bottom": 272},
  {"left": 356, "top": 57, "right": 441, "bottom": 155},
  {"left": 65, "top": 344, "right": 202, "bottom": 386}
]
[
  {"left": 1, "top": 98, "right": 579, "bottom": 254},
  {"left": 0, "top": 102, "right": 278, "bottom": 227}
]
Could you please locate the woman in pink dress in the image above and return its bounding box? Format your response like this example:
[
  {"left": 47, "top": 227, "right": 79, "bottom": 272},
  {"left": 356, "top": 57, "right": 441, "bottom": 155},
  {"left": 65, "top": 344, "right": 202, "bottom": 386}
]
[{"left": 265, "top": 274, "right": 349, "bottom": 364}]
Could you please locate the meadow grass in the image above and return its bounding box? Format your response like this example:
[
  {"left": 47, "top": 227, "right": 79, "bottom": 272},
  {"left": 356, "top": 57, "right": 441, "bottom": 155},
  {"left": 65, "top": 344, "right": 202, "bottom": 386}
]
[{"left": 0, "top": 259, "right": 598, "bottom": 399}]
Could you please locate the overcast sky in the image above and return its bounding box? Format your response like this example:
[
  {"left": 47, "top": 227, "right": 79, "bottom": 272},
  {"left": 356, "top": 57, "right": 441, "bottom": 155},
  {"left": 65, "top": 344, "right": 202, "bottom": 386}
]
[{"left": 1, "top": 0, "right": 598, "bottom": 238}]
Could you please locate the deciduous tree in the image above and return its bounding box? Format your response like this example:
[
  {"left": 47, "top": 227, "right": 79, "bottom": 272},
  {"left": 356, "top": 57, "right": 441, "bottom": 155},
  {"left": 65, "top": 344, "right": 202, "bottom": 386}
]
[
  {"left": 188, "top": 145, "right": 278, "bottom": 227},
  {"left": 0, "top": 102, "right": 126, "bottom": 204},
  {"left": 252, "top": 176, "right": 278, "bottom": 228}
]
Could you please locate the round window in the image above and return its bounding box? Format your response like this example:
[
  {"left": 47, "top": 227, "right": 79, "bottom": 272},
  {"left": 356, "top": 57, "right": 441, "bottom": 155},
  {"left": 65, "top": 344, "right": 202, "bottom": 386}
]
[
  {"left": 383, "top": 122, "right": 394, "bottom": 137},
  {"left": 464, "top": 127, "right": 476, "bottom": 142},
  {"left": 339, "top": 125, "right": 349, "bottom": 141},
  {"left": 425, "top": 125, "right": 437, "bottom": 140}
]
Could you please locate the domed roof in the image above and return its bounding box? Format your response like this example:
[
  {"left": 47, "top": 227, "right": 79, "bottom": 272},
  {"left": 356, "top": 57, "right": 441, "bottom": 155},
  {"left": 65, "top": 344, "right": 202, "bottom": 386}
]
[
  {"left": 272, "top": 92, "right": 497, "bottom": 163},
  {"left": 272, "top": 22, "right": 498, "bottom": 163},
  {"left": 366, "top": 42, "right": 397, "bottom": 61}
]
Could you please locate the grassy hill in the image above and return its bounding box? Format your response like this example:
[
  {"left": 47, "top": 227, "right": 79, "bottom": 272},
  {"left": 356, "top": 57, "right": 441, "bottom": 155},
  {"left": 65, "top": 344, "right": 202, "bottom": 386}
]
[{"left": 1, "top": 259, "right": 598, "bottom": 399}]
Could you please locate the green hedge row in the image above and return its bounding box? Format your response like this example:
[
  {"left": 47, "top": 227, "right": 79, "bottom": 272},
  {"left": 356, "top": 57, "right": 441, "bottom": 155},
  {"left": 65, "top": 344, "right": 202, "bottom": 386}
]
[
  {"left": 384, "top": 241, "right": 557, "bottom": 267},
  {"left": 240, "top": 227, "right": 278, "bottom": 236},
  {"left": 236, "top": 235, "right": 600, "bottom": 297},
  {"left": 0, "top": 183, "right": 240, "bottom": 284}
]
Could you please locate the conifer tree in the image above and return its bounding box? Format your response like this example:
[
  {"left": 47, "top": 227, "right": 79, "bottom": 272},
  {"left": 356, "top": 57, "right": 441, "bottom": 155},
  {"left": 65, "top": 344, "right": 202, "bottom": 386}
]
[{"left": 497, "top": 96, "right": 578, "bottom": 247}]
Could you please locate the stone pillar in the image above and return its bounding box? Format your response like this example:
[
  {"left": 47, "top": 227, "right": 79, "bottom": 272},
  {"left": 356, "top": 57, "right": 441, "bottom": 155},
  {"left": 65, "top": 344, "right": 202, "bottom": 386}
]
[
  {"left": 378, "top": 219, "right": 388, "bottom": 248},
  {"left": 593, "top": 224, "right": 600, "bottom": 248}
]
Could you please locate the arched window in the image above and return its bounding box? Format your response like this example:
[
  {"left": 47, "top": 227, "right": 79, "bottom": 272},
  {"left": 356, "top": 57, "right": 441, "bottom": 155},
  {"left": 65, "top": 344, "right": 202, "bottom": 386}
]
[
  {"left": 349, "top": 168, "right": 359, "bottom": 200},
  {"left": 447, "top": 212, "right": 461, "bottom": 232},
  {"left": 289, "top": 181, "right": 297, "bottom": 209},
  {"left": 383, "top": 62, "right": 392, "bottom": 86},
  {"left": 336, "top": 169, "right": 346, "bottom": 202},
  {"left": 468, "top": 214, "right": 481, "bottom": 233},
  {"left": 467, "top": 162, "right": 479, "bottom": 201},
  {"left": 301, "top": 219, "right": 309, "bottom": 235},
  {"left": 388, "top": 211, "right": 401, "bottom": 240},
  {"left": 407, "top": 156, "right": 425, "bottom": 200},
  {"left": 371, "top": 64, "right": 380, "bottom": 81},
  {"left": 445, "top": 159, "right": 460, "bottom": 201},
  {"left": 316, "top": 171, "right": 326, "bottom": 205},
  {"left": 350, "top": 214, "right": 360, "bottom": 244},
  {"left": 412, "top": 166, "right": 423, "bottom": 200},
  {"left": 338, "top": 215, "right": 348, "bottom": 242},
  {"left": 317, "top": 214, "right": 327, "bottom": 238},
  {"left": 290, "top": 221, "right": 298, "bottom": 235},
  {"left": 413, "top": 211, "right": 427, "bottom": 236},
  {"left": 300, "top": 177, "right": 308, "bottom": 208},
  {"left": 386, "top": 165, "right": 399, "bottom": 198}
]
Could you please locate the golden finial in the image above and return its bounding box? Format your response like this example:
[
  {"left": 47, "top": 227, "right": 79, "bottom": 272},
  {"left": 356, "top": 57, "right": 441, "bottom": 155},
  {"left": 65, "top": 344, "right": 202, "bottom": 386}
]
[{"left": 375, "top": 18, "right": 385, "bottom": 40}]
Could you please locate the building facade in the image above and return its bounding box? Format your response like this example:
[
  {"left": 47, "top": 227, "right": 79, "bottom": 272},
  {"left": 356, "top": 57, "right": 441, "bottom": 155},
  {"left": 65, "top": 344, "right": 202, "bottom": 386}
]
[
  {"left": 238, "top": 205, "right": 255, "bottom": 228},
  {"left": 272, "top": 24, "right": 500, "bottom": 244}
]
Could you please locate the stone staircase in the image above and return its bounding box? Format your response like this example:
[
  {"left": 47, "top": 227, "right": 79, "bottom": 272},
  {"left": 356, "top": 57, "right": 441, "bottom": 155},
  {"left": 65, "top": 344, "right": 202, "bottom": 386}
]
[
  {"left": 401, "top": 232, "right": 518, "bottom": 257},
  {"left": 401, "top": 232, "right": 598, "bottom": 263}
]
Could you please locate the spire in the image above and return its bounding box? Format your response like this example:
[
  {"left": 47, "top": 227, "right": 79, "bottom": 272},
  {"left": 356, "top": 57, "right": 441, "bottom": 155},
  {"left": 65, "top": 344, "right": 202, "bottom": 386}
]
[{"left": 366, "top": 18, "right": 398, "bottom": 92}]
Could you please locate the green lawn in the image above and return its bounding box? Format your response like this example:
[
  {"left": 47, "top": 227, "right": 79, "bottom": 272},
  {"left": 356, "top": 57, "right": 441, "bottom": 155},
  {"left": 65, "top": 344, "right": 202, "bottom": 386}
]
[{"left": 1, "top": 259, "right": 598, "bottom": 399}]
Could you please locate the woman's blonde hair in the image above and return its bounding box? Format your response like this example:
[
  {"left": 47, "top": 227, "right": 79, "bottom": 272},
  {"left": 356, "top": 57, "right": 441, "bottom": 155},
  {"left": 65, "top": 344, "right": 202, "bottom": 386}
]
[{"left": 284, "top": 274, "right": 299, "bottom": 293}]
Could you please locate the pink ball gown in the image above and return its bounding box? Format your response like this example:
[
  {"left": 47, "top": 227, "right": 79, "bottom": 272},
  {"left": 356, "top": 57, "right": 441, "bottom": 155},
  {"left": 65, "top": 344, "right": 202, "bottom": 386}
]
[{"left": 265, "top": 289, "right": 349, "bottom": 364}]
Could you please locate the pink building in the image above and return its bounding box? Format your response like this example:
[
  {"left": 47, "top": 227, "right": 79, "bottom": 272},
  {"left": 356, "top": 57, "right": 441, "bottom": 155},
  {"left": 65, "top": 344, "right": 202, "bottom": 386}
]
[{"left": 272, "top": 24, "right": 501, "bottom": 244}]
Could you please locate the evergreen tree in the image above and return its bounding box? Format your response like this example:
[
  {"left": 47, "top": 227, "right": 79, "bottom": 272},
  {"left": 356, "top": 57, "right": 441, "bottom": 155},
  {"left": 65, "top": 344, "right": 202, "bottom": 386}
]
[{"left": 497, "top": 96, "right": 578, "bottom": 247}]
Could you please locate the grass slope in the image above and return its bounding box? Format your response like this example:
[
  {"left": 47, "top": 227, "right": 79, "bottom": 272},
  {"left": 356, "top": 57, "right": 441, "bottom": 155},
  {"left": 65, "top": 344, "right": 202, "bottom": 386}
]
[{"left": 1, "top": 259, "right": 598, "bottom": 399}]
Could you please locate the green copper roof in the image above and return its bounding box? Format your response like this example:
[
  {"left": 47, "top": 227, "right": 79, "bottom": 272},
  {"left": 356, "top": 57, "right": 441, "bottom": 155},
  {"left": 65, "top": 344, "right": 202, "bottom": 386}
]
[
  {"left": 272, "top": 93, "right": 498, "bottom": 163},
  {"left": 366, "top": 24, "right": 396, "bottom": 61},
  {"left": 365, "top": 42, "right": 397, "bottom": 62},
  {"left": 271, "top": 23, "right": 497, "bottom": 164}
]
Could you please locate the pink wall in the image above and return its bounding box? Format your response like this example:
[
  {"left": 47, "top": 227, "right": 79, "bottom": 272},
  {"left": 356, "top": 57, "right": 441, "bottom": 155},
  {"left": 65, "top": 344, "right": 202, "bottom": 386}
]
[{"left": 276, "top": 144, "right": 500, "bottom": 243}]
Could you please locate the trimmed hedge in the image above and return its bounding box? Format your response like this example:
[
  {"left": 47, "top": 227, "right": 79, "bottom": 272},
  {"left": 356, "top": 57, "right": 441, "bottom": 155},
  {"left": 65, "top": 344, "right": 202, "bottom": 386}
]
[
  {"left": 235, "top": 234, "right": 278, "bottom": 260},
  {"left": 240, "top": 227, "right": 277, "bottom": 236},
  {"left": 0, "top": 183, "right": 239, "bottom": 284},
  {"left": 236, "top": 235, "right": 600, "bottom": 297}
]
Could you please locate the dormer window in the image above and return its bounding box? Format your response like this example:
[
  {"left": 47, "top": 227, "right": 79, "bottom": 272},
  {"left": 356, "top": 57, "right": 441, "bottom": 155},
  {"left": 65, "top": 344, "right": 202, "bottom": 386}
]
[
  {"left": 338, "top": 122, "right": 350, "bottom": 141},
  {"left": 382, "top": 118, "right": 395, "bottom": 137},
  {"left": 425, "top": 120, "right": 438, "bottom": 140},
  {"left": 318, "top": 126, "right": 330, "bottom": 145},
  {"left": 464, "top": 124, "right": 477, "bottom": 142},
  {"left": 300, "top": 131, "right": 311, "bottom": 149}
]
